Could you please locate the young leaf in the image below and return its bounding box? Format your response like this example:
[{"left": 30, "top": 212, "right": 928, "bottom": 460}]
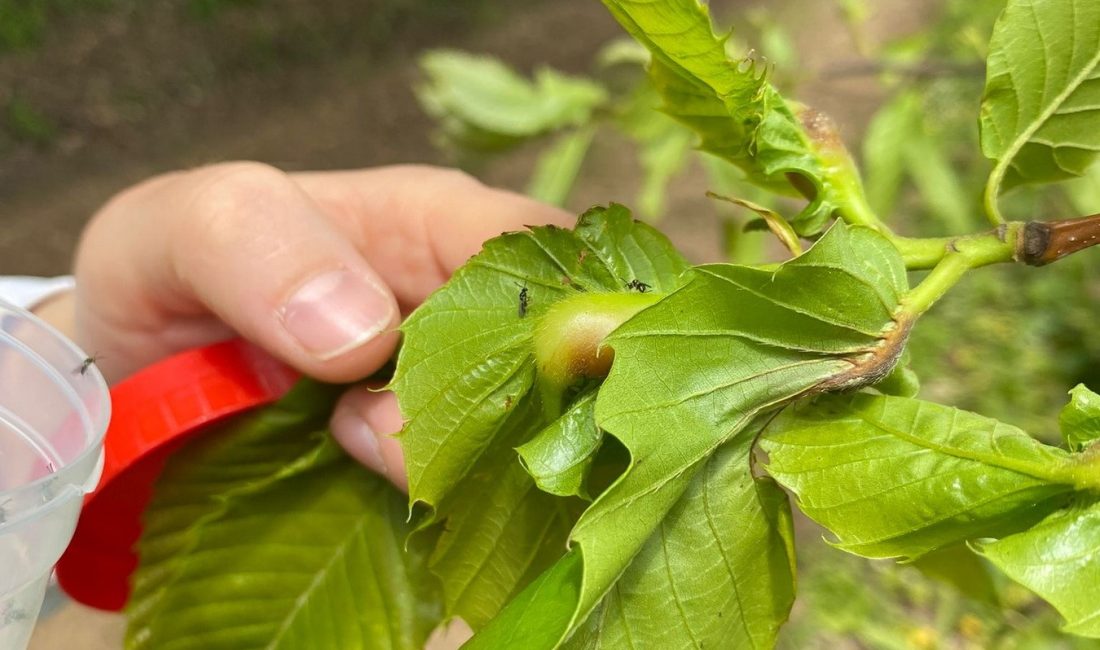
[
  {"left": 1063, "top": 160, "right": 1100, "bottom": 216},
  {"left": 394, "top": 204, "right": 689, "bottom": 508},
  {"left": 762, "top": 393, "right": 1078, "bottom": 559},
  {"left": 517, "top": 391, "right": 601, "bottom": 499},
  {"left": 418, "top": 50, "right": 608, "bottom": 151},
  {"left": 616, "top": 81, "right": 695, "bottom": 220},
  {"left": 425, "top": 408, "right": 580, "bottom": 628},
  {"left": 603, "top": 0, "right": 881, "bottom": 235},
  {"left": 563, "top": 433, "right": 796, "bottom": 650},
  {"left": 1060, "top": 384, "right": 1100, "bottom": 452},
  {"left": 977, "top": 497, "right": 1100, "bottom": 638},
  {"left": 707, "top": 192, "right": 803, "bottom": 256},
  {"left": 862, "top": 91, "right": 922, "bottom": 218},
  {"left": 908, "top": 544, "right": 999, "bottom": 606},
  {"left": 527, "top": 127, "right": 596, "bottom": 207},
  {"left": 127, "top": 382, "right": 442, "bottom": 650},
  {"left": 980, "top": 0, "right": 1100, "bottom": 221},
  {"left": 463, "top": 551, "right": 584, "bottom": 650},
  {"left": 468, "top": 221, "right": 908, "bottom": 647},
  {"left": 392, "top": 205, "right": 690, "bottom": 626},
  {"left": 904, "top": 130, "right": 974, "bottom": 235}
]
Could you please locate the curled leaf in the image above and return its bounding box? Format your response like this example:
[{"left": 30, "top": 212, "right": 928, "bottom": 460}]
[{"left": 707, "top": 191, "right": 803, "bottom": 256}]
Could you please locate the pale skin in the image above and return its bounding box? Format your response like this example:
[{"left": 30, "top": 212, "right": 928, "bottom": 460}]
[{"left": 36, "top": 161, "right": 571, "bottom": 493}]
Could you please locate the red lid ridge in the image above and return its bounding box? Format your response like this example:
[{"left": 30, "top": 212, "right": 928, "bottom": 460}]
[{"left": 56, "top": 338, "right": 299, "bottom": 611}]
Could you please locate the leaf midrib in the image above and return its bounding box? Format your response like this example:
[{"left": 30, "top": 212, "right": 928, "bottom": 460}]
[
  {"left": 987, "top": 32, "right": 1100, "bottom": 202},
  {"left": 851, "top": 408, "right": 1071, "bottom": 484},
  {"left": 263, "top": 512, "right": 373, "bottom": 649}
]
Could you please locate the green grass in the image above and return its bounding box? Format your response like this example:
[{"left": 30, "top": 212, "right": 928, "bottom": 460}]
[
  {"left": 3, "top": 96, "right": 57, "bottom": 146},
  {"left": 0, "top": 0, "right": 119, "bottom": 51}
]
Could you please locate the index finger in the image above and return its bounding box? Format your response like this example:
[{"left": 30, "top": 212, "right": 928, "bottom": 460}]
[{"left": 292, "top": 166, "right": 574, "bottom": 308}]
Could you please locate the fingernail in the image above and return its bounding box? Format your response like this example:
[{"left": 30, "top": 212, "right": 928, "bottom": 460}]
[
  {"left": 331, "top": 405, "right": 390, "bottom": 478},
  {"left": 279, "top": 269, "right": 394, "bottom": 360}
]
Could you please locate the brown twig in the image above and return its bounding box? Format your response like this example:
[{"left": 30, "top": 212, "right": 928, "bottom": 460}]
[{"left": 1019, "top": 213, "right": 1100, "bottom": 266}]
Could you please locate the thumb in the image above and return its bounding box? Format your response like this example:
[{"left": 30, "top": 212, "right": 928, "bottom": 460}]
[
  {"left": 75, "top": 162, "right": 401, "bottom": 382},
  {"left": 330, "top": 388, "right": 408, "bottom": 491}
]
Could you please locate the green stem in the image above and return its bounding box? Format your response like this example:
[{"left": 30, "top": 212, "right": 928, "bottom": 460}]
[
  {"left": 898, "top": 223, "right": 1022, "bottom": 319},
  {"left": 889, "top": 235, "right": 955, "bottom": 270},
  {"left": 1069, "top": 446, "right": 1100, "bottom": 492},
  {"left": 983, "top": 173, "right": 1006, "bottom": 226},
  {"left": 839, "top": 188, "right": 892, "bottom": 234}
]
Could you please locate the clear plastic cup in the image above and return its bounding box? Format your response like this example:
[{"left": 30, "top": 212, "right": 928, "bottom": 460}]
[{"left": 0, "top": 298, "right": 110, "bottom": 650}]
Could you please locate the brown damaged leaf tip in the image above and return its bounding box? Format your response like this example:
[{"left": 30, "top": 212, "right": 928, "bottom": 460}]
[{"left": 1019, "top": 213, "right": 1100, "bottom": 266}]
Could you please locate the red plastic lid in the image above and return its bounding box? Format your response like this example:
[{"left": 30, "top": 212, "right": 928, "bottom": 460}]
[{"left": 55, "top": 338, "right": 300, "bottom": 611}]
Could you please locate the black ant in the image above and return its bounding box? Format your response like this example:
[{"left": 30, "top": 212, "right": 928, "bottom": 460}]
[
  {"left": 74, "top": 353, "right": 104, "bottom": 376},
  {"left": 515, "top": 282, "right": 530, "bottom": 318},
  {"left": 626, "top": 279, "right": 651, "bottom": 293}
]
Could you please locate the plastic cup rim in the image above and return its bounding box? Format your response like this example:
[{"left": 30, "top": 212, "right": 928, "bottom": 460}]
[{"left": 0, "top": 299, "right": 111, "bottom": 522}]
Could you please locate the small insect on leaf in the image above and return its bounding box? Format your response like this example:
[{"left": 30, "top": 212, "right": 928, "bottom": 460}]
[
  {"left": 515, "top": 282, "right": 530, "bottom": 318},
  {"left": 626, "top": 279, "right": 651, "bottom": 293}
]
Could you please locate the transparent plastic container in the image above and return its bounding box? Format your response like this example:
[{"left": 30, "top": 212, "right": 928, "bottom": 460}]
[{"left": 0, "top": 298, "right": 110, "bottom": 650}]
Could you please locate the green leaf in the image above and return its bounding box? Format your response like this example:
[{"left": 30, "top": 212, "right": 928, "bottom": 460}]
[
  {"left": 762, "top": 393, "right": 1078, "bottom": 559},
  {"left": 1061, "top": 384, "right": 1100, "bottom": 452},
  {"left": 395, "top": 204, "right": 689, "bottom": 506},
  {"left": 1063, "top": 160, "right": 1100, "bottom": 216},
  {"left": 907, "top": 544, "right": 999, "bottom": 605},
  {"left": 637, "top": 127, "right": 693, "bottom": 220},
  {"left": 616, "top": 79, "right": 694, "bottom": 220},
  {"left": 127, "top": 381, "right": 343, "bottom": 639},
  {"left": 425, "top": 395, "right": 580, "bottom": 628},
  {"left": 603, "top": 0, "right": 881, "bottom": 235},
  {"left": 462, "top": 551, "right": 584, "bottom": 650},
  {"left": 904, "top": 128, "right": 974, "bottom": 234},
  {"left": 393, "top": 205, "right": 690, "bottom": 627},
  {"left": 127, "top": 382, "right": 443, "bottom": 650},
  {"left": 418, "top": 50, "right": 607, "bottom": 152},
  {"left": 980, "top": 0, "right": 1100, "bottom": 220},
  {"left": 469, "top": 221, "right": 908, "bottom": 648},
  {"left": 136, "top": 450, "right": 440, "bottom": 649},
  {"left": 527, "top": 127, "right": 596, "bottom": 207},
  {"left": 563, "top": 434, "right": 796, "bottom": 650},
  {"left": 862, "top": 91, "right": 922, "bottom": 218},
  {"left": 517, "top": 391, "right": 601, "bottom": 499},
  {"left": 978, "top": 497, "right": 1100, "bottom": 638}
]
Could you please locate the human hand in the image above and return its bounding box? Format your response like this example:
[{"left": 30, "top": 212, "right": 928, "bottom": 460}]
[{"left": 63, "top": 162, "right": 571, "bottom": 489}]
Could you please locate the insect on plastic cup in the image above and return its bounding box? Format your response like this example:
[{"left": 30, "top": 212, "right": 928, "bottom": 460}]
[{"left": 0, "top": 298, "right": 110, "bottom": 650}]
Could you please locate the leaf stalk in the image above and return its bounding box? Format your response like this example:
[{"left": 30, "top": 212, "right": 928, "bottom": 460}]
[{"left": 898, "top": 223, "right": 1022, "bottom": 319}]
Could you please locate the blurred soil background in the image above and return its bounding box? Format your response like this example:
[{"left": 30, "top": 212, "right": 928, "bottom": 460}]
[
  {"left": 1, "top": 0, "right": 975, "bottom": 648},
  {"left": 0, "top": 0, "right": 926, "bottom": 275}
]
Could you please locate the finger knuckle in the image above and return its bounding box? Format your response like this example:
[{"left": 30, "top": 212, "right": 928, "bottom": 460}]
[{"left": 178, "top": 161, "right": 291, "bottom": 248}]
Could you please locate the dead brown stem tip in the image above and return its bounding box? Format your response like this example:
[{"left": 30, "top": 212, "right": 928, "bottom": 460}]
[{"left": 1019, "top": 213, "right": 1100, "bottom": 266}]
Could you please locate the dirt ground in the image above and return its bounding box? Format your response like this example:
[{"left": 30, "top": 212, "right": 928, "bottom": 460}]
[
  {"left": 0, "top": 0, "right": 931, "bottom": 275},
  {"left": 6, "top": 0, "right": 933, "bottom": 647}
]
